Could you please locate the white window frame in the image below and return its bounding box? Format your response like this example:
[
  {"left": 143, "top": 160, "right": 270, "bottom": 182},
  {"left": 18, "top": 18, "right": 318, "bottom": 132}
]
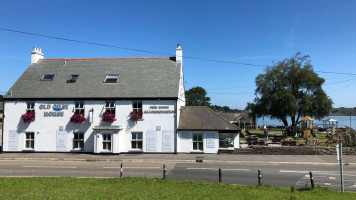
[
  {"left": 41, "top": 74, "right": 55, "bottom": 81},
  {"left": 219, "top": 133, "right": 234, "bottom": 148},
  {"left": 26, "top": 102, "right": 35, "bottom": 113},
  {"left": 25, "top": 132, "right": 35, "bottom": 149},
  {"left": 73, "top": 132, "right": 84, "bottom": 150},
  {"left": 193, "top": 133, "right": 203, "bottom": 151},
  {"left": 104, "top": 74, "right": 119, "bottom": 83},
  {"left": 102, "top": 134, "right": 112, "bottom": 151},
  {"left": 131, "top": 132, "right": 143, "bottom": 150},
  {"left": 132, "top": 100, "right": 142, "bottom": 112},
  {"left": 105, "top": 101, "right": 115, "bottom": 114},
  {"left": 74, "top": 101, "right": 85, "bottom": 114}
]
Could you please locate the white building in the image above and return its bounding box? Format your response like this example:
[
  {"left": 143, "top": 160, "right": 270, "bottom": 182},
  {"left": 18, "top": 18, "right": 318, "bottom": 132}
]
[{"left": 2, "top": 46, "right": 239, "bottom": 154}]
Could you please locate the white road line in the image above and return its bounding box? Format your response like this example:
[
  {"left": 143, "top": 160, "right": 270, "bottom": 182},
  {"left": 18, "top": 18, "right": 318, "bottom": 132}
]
[
  {"left": 103, "top": 167, "right": 161, "bottom": 169},
  {"left": 21, "top": 166, "right": 76, "bottom": 169},
  {"left": 280, "top": 170, "right": 309, "bottom": 173},
  {"left": 187, "top": 168, "right": 249, "bottom": 171}
]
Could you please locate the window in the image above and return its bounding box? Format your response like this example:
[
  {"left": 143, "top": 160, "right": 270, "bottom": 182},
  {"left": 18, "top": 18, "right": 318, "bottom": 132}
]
[
  {"left": 193, "top": 133, "right": 203, "bottom": 151},
  {"left": 105, "top": 101, "right": 115, "bottom": 114},
  {"left": 131, "top": 132, "right": 143, "bottom": 150},
  {"left": 67, "top": 75, "right": 79, "bottom": 83},
  {"left": 73, "top": 132, "right": 84, "bottom": 149},
  {"left": 104, "top": 74, "right": 119, "bottom": 83},
  {"left": 41, "top": 74, "right": 55, "bottom": 81},
  {"left": 25, "top": 132, "right": 34, "bottom": 149},
  {"left": 26, "top": 102, "right": 35, "bottom": 113},
  {"left": 219, "top": 133, "right": 234, "bottom": 148},
  {"left": 74, "top": 101, "right": 84, "bottom": 114},
  {"left": 132, "top": 101, "right": 142, "bottom": 112},
  {"left": 102, "top": 134, "right": 112, "bottom": 151}
]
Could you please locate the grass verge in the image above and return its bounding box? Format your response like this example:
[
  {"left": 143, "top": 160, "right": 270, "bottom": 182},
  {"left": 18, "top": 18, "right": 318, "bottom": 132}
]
[{"left": 0, "top": 177, "right": 354, "bottom": 200}]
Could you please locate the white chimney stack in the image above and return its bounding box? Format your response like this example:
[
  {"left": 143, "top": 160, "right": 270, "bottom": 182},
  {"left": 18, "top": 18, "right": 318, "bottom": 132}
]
[
  {"left": 176, "top": 44, "right": 182, "bottom": 64},
  {"left": 31, "top": 46, "right": 44, "bottom": 64}
]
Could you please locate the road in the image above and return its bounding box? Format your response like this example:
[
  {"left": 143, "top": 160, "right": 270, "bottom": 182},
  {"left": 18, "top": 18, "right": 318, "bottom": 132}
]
[{"left": 0, "top": 159, "right": 355, "bottom": 192}]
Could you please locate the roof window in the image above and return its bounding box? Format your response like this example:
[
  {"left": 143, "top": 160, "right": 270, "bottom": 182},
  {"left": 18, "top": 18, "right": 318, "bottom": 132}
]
[
  {"left": 67, "top": 75, "right": 79, "bottom": 83},
  {"left": 104, "top": 74, "right": 119, "bottom": 83},
  {"left": 41, "top": 74, "right": 55, "bottom": 81}
]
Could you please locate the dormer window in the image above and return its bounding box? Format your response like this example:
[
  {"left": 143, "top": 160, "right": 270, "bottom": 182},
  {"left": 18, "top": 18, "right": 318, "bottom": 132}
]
[
  {"left": 41, "top": 74, "right": 55, "bottom": 81},
  {"left": 104, "top": 74, "right": 119, "bottom": 83},
  {"left": 67, "top": 75, "right": 79, "bottom": 83}
]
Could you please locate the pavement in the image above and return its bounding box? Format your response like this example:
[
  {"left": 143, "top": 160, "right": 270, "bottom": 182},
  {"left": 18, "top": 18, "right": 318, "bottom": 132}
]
[{"left": 0, "top": 152, "right": 355, "bottom": 165}]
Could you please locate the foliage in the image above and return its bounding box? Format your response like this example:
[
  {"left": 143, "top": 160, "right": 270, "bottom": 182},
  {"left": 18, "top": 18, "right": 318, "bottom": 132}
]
[
  {"left": 102, "top": 111, "right": 115, "bottom": 123},
  {"left": 21, "top": 111, "right": 35, "bottom": 123},
  {"left": 130, "top": 110, "right": 143, "bottom": 122},
  {"left": 210, "top": 105, "right": 243, "bottom": 112},
  {"left": 246, "top": 52, "right": 333, "bottom": 128},
  {"left": 70, "top": 113, "right": 86, "bottom": 123},
  {"left": 331, "top": 107, "right": 356, "bottom": 116},
  {"left": 0, "top": 177, "right": 354, "bottom": 200},
  {"left": 185, "top": 86, "right": 211, "bottom": 106}
]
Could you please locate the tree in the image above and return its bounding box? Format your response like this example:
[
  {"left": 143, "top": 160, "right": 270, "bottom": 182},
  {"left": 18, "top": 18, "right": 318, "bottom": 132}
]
[
  {"left": 185, "top": 86, "right": 211, "bottom": 106},
  {"left": 246, "top": 52, "right": 333, "bottom": 128}
]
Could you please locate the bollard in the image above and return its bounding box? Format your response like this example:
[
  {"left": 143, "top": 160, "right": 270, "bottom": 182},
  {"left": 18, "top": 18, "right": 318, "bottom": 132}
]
[
  {"left": 219, "top": 168, "right": 222, "bottom": 183},
  {"left": 163, "top": 164, "right": 166, "bottom": 180},
  {"left": 120, "top": 163, "right": 123, "bottom": 178},
  {"left": 291, "top": 186, "right": 294, "bottom": 193},
  {"left": 309, "top": 171, "right": 314, "bottom": 189},
  {"left": 258, "top": 169, "right": 262, "bottom": 186}
]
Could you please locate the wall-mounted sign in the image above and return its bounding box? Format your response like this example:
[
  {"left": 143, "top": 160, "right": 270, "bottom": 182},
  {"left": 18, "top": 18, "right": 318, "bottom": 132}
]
[
  {"left": 146, "top": 130, "right": 157, "bottom": 152},
  {"left": 206, "top": 133, "right": 215, "bottom": 148},
  {"left": 56, "top": 131, "right": 67, "bottom": 151},
  {"left": 162, "top": 130, "right": 174, "bottom": 152},
  {"left": 40, "top": 104, "right": 69, "bottom": 117},
  {"left": 8, "top": 130, "right": 19, "bottom": 151},
  {"left": 144, "top": 105, "right": 175, "bottom": 114}
]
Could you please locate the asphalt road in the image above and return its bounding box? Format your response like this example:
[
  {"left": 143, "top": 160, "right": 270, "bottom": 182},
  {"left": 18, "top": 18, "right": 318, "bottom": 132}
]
[{"left": 0, "top": 159, "right": 355, "bottom": 192}]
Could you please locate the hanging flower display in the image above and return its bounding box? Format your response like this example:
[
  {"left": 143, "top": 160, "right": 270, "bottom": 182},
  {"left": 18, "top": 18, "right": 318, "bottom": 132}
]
[
  {"left": 103, "top": 111, "right": 115, "bottom": 123},
  {"left": 70, "top": 113, "right": 86, "bottom": 123},
  {"left": 21, "top": 111, "right": 36, "bottom": 123},
  {"left": 130, "top": 110, "right": 143, "bottom": 122}
]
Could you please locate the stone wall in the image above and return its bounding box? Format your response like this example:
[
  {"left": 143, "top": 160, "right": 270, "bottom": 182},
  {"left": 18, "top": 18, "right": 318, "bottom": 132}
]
[{"left": 233, "top": 146, "right": 356, "bottom": 155}]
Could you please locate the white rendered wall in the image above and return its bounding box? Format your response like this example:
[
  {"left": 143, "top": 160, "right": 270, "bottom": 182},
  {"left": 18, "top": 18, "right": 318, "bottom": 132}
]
[{"left": 3, "top": 100, "right": 176, "bottom": 153}]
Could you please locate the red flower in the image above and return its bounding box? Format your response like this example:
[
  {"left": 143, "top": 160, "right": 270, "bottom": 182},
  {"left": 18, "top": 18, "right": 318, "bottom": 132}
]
[
  {"left": 130, "top": 110, "right": 143, "bottom": 122},
  {"left": 21, "top": 111, "right": 36, "bottom": 123},
  {"left": 103, "top": 111, "right": 115, "bottom": 123},
  {"left": 70, "top": 113, "right": 86, "bottom": 123}
]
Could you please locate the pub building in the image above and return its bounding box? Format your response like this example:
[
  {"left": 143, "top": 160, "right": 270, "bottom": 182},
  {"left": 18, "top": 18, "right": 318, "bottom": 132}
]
[{"left": 2, "top": 45, "right": 239, "bottom": 154}]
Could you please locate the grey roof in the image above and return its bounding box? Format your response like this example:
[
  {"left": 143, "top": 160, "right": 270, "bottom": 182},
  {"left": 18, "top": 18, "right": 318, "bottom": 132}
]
[
  {"left": 218, "top": 112, "right": 254, "bottom": 123},
  {"left": 178, "top": 106, "right": 240, "bottom": 132},
  {"left": 4, "top": 57, "right": 180, "bottom": 99}
]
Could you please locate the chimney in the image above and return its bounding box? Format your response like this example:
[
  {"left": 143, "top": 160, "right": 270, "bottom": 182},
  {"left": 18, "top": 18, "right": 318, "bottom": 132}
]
[
  {"left": 176, "top": 44, "right": 182, "bottom": 64},
  {"left": 31, "top": 46, "right": 44, "bottom": 64}
]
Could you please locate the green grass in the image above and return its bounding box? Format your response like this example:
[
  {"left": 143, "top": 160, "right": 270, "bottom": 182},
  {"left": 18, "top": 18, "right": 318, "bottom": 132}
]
[{"left": 0, "top": 177, "right": 354, "bottom": 200}]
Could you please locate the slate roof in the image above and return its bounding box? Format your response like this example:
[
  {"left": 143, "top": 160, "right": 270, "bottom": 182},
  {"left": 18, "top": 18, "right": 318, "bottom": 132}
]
[
  {"left": 178, "top": 106, "right": 240, "bottom": 132},
  {"left": 4, "top": 57, "right": 180, "bottom": 99}
]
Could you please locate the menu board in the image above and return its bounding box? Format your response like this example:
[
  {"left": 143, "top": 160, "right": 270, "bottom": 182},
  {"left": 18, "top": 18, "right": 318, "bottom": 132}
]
[
  {"left": 146, "top": 130, "right": 157, "bottom": 152},
  {"left": 206, "top": 133, "right": 215, "bottom": 148},
  {"left": 8, "top": 130, "right": 19, "bottom": 151},
  {"left": 56, "top": 131, "right": 67, "bottom": 151},
  {"left": 162, "top": 130, "right": 174, "bottom": 152}
]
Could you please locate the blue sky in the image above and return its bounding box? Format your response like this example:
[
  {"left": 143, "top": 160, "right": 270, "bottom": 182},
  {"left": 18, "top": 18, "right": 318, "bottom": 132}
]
[{"left": 1, "top": 0, "right": 356, "bottom": 109}]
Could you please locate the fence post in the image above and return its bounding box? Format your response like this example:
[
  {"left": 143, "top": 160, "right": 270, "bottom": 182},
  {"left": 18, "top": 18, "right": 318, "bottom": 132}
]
[
  {"left": 309, "top": 171, "right": 314, "bottom": 189},
  {"left": 120, "top": 163, "right": 123, "bottom": 178},
  {"left": 258, "top": 169, "right": 262, "bottom": 186},
  {"left": 163, "top": 163, "right": 166, "bottom": 180},
  {"left": 219, "top": 168, "right": 222, "bottom": 183}
]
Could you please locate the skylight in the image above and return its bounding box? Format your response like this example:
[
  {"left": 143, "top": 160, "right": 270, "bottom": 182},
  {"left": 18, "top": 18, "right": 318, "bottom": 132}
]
[
  {"left": 104, "top": 74, "right": 119, "bottom": 83},
  {"left": 41, "top": 74, "right": 55, "bottom": 81},
  {"left": 67, "top": 75, "right": 79, "bottom": 83}
]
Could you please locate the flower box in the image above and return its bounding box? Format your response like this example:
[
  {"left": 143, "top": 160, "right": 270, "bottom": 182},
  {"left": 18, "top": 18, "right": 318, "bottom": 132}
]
[
  {"left": 103, "top": 111, "right": 115, "bottom": 123},
  {"left": 130, "top": 110, "right": 143, "bottom": 122},
  {"left": 70, "top": 113, "right": 86, "bottom": 123},
  {"left": 21, "top": 111, "right": 35, "bottom": 123}
]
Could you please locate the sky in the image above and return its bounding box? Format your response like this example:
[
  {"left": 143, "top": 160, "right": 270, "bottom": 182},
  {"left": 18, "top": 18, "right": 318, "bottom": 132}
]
[{"left": 1, "top": 0, "right": 356, "bottom": 110}]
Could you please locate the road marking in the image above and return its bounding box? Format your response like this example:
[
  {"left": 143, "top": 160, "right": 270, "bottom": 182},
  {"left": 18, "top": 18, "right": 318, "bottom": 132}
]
[
  {"left": 280, "top": 170, "right": 309, "bottom": 173},
  {"left": 21, "top": 166, "right": 76, "bottom": 169},
  {"left": 103, "top": 167, "right": 160, "bottom": 169},
  {"left": 329, "top": 177, "right": 336, "bottom": 180},
  {"left": 187, "top": 168, "right": 249, "bottom": 171}
]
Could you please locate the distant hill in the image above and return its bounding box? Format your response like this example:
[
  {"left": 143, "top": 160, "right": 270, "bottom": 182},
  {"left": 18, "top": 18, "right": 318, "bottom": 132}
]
[
  {"left": 209, "top": 105, "right": 243, "bottom": 113},
  {"left": 331, "top": 107, "right": 356, "bottom": 116}
]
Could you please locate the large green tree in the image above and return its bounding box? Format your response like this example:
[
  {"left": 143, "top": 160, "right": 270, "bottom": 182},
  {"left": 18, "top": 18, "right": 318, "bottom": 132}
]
[
  {"left": 246, "top": 52, "right": 333, "bottom": 128},
  {"left": 185, "top": 86, "right": 211, "bottom": 106}
]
